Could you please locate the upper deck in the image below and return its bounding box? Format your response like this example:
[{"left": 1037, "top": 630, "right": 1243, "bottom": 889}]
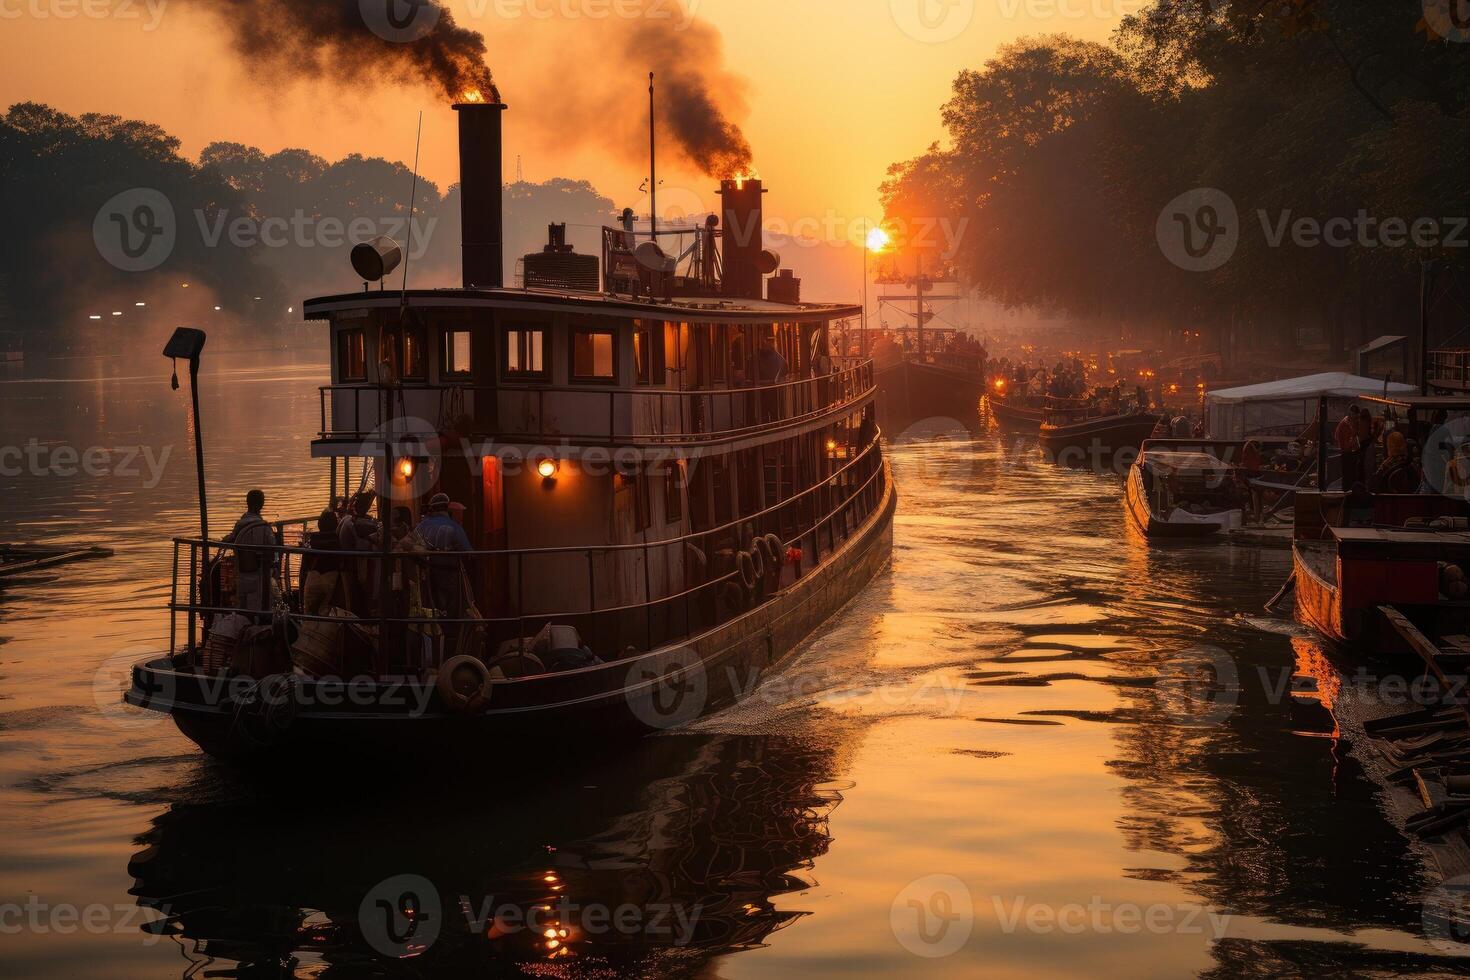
[{"left": 304, "top": 286, "right": 868, "bottom": 456}]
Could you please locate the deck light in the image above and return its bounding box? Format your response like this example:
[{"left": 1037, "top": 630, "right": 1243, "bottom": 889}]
[
  {"left": 397, "top": 458, "right": 416, "bottom": 480},
  {"left": 993, "top": 378, "right": 1006, "bottom": 392},
  {"left": 537, "top": 458, "right": 559, "bottom": 480}
]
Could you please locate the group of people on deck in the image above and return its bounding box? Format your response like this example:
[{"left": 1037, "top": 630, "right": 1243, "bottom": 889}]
[
  {"left": 1320, "top": 403, "right": 1466, "bottom": 496},
  {"left": 225, "top": 489, "right": 475, "bottom": 626}
]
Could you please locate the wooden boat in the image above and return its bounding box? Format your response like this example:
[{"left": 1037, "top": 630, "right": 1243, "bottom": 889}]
[
  {"left": 872, "top": 328, "right": 987, "bottom": 436},
  {"left": 1125, "top": 446, "right": 1242, "bottom": 539},
  {"left": 1038, "top": 400, "right": 1162, "bottom": 468},
  {"left": 126, "top": 101, "right": 897, "bottom": 764},
  {"left": 0, "top": 545, "right": 112, "bottom": 579},
  {"left": 1292, "top": 492, "right": 1470, "bottom": 646},
  {"left": 986, "top": 392, "right": 1045, "bottom": 434}
]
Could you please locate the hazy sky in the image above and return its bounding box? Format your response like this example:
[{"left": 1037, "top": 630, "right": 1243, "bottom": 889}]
[{"left": 3, "top": 0, "right": 1127, "bottom": 289}]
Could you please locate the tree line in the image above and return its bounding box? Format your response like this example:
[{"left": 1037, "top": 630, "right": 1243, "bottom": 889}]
[{"left": 880, "top": 2, "right": 1470, "bottom": 361}]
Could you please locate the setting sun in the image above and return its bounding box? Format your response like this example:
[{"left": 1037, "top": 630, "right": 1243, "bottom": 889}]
[{"left": 866, "top": 226, "right": 890, "bottom": 252}]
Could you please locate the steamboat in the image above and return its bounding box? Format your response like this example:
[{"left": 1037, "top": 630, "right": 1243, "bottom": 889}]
[{"left": 126, "top": 98, "right": 896, "bottom": 762}]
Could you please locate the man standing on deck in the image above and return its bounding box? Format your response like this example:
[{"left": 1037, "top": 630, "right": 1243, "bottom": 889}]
[
  {"left": 227, "top": 489, "right": 277, "bottom": 618},
  {"left": 417, "top": 493, "right": 474, "bottom": 652},
  {"left": 756, "top": 335, "right": 787, "bottom": 422},
  {"left": 1336, "top": 405, "right": 1364, "bottom": 489}
]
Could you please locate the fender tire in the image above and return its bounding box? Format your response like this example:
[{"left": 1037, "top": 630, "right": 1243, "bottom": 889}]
[
  {"left": 737, "top": 550, "right": 759, "bottom": 590},
  {"left": 438, "top": 655, "right": 492, "bottom": 714}
]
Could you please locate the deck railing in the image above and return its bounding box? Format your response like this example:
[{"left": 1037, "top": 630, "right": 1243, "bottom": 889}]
[
  {"left": 1429, "top": 348, "right": 1470, "bottom": 391},
  {"left": 319, "top": 361, "right": 875, "bottom": 446},
  {"left": 168, "top": 435, "right": 890, "bottom": 676}
]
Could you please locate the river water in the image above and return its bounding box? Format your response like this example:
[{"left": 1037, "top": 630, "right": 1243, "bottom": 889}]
[{"left": 1, "top": 351, "right": 1466, "bottom": 977}]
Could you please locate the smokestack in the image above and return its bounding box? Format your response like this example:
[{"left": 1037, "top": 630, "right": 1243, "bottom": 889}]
[
  {"left": 719, "top": 178, "right": 765, "bottom": 300},
  {"left": 455, "top": 100, "right": 509, "bottom": 290}
]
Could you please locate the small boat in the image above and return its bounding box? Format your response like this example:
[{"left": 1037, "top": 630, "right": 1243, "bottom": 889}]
[
  {"left": 1039, "top": 400, "right": 1162, "bottom": 469},
  {"left": 986, "top": 392, "right": 1045, "bottom": 434},
  {"left": 1125, "top": 445, "right": 1244, "bottom": 539},
  {"left": 873, "top": 332, "right": 988, "bottom": 436},
  {"left": 0, "top": 545, "right": 113, "bottom": 580}
]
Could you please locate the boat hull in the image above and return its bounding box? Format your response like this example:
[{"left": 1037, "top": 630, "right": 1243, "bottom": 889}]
[
  {"left": 874, "top": 359, "right": 985, "bottom": 436},
  {"left": 1040, "top": 414, "right": 1162, "bottom": 469},
  {"left": 986, "top": 396, "right": 1043, "bottom": 434},
  {"left": 1292, "top": 540, "right": 1354, "bottom": 645},
  {"left": 128, "top": 473, "right": 898, "bottom": 766},
  {"left": 1124, "top": 465, "right": 1227, "bottom": 540}
]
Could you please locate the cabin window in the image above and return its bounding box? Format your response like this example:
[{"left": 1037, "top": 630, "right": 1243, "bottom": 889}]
[
  {"left": 442, "top": 329, "right": 473, "bottom": 377},
  {"left": 505, "top": 328, "right": 547, "bottom": 379},
  {"left": 571, "top": 328, "right": 616, "bottom": 383},
  {"left": 338, "top": 329, "right": 366, "bottom": 382},
  {"left": 634, "top": 320, "right": 666, "bottom": 385},
  {"left": 401, "top": 327, "right": 426, "bottom": 380},
  {"left": 665, "top": 462, "right": 684, "bottom": 523}
]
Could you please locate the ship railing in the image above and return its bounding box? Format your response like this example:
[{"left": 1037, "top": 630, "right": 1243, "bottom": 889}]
[
  {"left": 166, "top": 435, "right": 890, "bottom": 678},
  {"left": 1429, "top": 348, "right": 1470, "bottom": 391},
  {"left": 318, "top": 361, "right": 876, "bottom": 445}
]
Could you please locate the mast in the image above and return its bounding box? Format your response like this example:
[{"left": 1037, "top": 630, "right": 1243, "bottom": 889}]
[
  {"left": 915, "top": 253, "right": 926, "bottom": 361},
  {"left": 648, "top": 72, "right": 657, "bottom": 239}
]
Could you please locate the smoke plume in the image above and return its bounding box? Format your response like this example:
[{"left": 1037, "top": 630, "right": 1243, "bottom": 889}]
[
  {"left": 197, "top": 0, "right": 752, "bottom": 177},
  {"left": 204, "top": 0, "right": 497, "bottom": 101}
]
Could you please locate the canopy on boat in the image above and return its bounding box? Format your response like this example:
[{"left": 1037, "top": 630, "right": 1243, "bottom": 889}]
[
  {"left": 1207, "top": 373, "right": 1418, "bottom": 441},
  {"left": 1140, "top": 450, "right": 1230, "bottom": 477}
]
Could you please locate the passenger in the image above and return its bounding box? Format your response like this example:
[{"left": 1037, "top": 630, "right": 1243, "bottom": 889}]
[
  {"left": 1241, "top": 441, "right": 1263, "bottom": 472},
  {"left": 1446, "top": 443, "right": 1470, "bottom": 500},
  {"left": 226, "top": 489, "right": 277, "bottom": 617},
  {"left": 1335, "top": 406, "right": 1363, "bottom": 490},
  {"left": 756, "top": 336, "right": 787, "bottom": 422},
  {"left": 417, "top": 492, "right": 474, "bottom": 630},
  {"left": 1369, "top": 431, "right": 1417, "bottom": 494},
  {"left": 300, "top": 510, "right": 342, "bottom": 615},
  {"left": 338, "top": 491, "right": 375, "bottom": 551}
]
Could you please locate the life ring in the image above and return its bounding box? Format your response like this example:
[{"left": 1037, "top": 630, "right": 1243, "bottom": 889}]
[
  {"left": 737, "top": 550, "right": 759, "bottom": 590},
  {"left": 762, "top": 534, "right": 784, "bottom": 567},
  {"left": 437, "top": 655, "right": 492, "bottom": 713},
  {"left": 746, "top": 545, "right": 765, "bottom": 581},
  {"left": 753, "top": 535, "right": 776, "bottom": 567}
]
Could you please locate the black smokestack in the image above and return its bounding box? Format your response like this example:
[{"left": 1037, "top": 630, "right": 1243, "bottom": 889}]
[
  {"left": 455, "top": 100, "right": 507, "bottom": 290},
  {"left": 201, "top": 0, "right": 498, "bottom": 102},
  {"left": 720, "top": 178, "right": 764, "bottom": 300}
]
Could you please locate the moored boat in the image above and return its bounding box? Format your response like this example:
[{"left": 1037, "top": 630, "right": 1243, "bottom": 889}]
[
  {"left": 986, "top": 392, "right": 1045, "bottom": 434},
  {"left": 872, "top": 331, "right": 987, "bottom": 436},
  {"left": 1124, "top": 444, "right": 1242, "bottom": 539},
  {"left": 1039, "top": 400, "right": 1162, "bottom": 469},
  {"left": 126, "top": 97, "right": 897, "bottom": 764}
]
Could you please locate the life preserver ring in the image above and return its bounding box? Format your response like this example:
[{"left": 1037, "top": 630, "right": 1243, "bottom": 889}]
[
  {"left": 746, "top": 545, "right": 765, "bottom": 581},
  {"left": 737, "top": 550, "right": 759, "bottom": 590},
  {"left": 762, "top": 534, "right": 784, "bottom": 567},
  {"left": 437, "top": 655, "right": 492, "bottom": 713}
]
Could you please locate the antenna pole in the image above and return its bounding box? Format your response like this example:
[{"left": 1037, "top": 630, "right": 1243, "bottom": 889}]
[
  {"left": 649, "top": 71, "right": 657, "bottom": 239},
  {"left": 400, "top": 111, "right": 424, "bottom": 307}
]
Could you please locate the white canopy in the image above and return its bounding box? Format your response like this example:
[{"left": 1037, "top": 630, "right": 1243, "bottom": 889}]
[{"left": 1207, "top": 372, "right": 1418, "bottom": 440}]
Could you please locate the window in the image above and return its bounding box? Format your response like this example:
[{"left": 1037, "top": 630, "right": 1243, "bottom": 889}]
[
  {"left": 338, "top": 329, "right": 366, "bottom": 382},
  {"left": 401, "top": 328, "right": 426, "bottom": 380},
  {"left": 442, "top": 329, "right": 472, "bottom": 376},
  {"left": 664, "top": 461, "right": 684, "bottom": 523},
  {"left": 634, "top": 320, "right": 666, "bottom": 385},
  {"left": 572, "top": 328, "right": 616, "bottom": 382},
  {"left": 505, "top": 328, "right": 546, "bottom": 379}
]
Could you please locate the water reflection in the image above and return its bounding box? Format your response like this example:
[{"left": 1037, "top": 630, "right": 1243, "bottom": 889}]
[{"left": 126, "top": 732, "right": 844, "bottom": 977}]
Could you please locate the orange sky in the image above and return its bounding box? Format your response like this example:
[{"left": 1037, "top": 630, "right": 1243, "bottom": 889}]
[{"left": 2, "top": 0, "right": 1125, "bottom": 275}]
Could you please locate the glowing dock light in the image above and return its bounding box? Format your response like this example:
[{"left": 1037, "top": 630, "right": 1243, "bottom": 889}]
[
  {"left": 537, "top": 459, "right": 559, "bottom": 481},
  {"left": 397, "top": 458, "right": 416, "bottom": 480}
]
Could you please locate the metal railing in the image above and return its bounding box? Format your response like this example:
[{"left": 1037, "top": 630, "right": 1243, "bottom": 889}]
[
  {"left": 318, "top": 361, "right": 875, "bottom": 446},
  {"left": 168, "top": 435, "right": 891, "bottom": 676},
  {"left": 1430, "top": 348, "right": 1470, "bottom": 391}
]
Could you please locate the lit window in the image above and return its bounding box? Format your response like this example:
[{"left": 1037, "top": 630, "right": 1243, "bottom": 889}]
[
  {"left": 402, "top": 328, "right": 426, "bottom": 379},
  {"left": 443, "top": 330, "right": 473, "bottom": 376},
  {"left": 338, "top": 329, "right": 366, "bottom": 382},
  {"left": 572, "top": 329, "right": 615, "bottom": 382},
  {"left": 506, "top": 329, "right": 546, "bottom": 378}
]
